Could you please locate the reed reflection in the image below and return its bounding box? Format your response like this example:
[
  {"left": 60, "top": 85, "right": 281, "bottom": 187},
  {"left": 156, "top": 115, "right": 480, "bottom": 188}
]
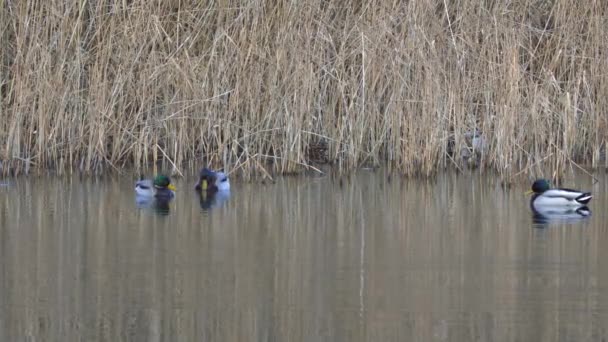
[{"left": 0, "top": 172, "right": 606, "bottom": 341}]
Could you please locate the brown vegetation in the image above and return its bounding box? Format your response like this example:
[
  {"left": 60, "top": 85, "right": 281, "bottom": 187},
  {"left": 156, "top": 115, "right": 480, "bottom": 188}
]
[{"left": 1, "top": 1, "right": 607, "bottom": 180}]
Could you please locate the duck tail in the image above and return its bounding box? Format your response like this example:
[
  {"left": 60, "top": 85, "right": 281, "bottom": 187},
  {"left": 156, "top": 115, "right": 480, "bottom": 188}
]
[
  {"left": 576, "top": 206, "right": 591, "bottom": 216},
  {"left": 576, "top": 192, "right": 592, "bottom": 204}
]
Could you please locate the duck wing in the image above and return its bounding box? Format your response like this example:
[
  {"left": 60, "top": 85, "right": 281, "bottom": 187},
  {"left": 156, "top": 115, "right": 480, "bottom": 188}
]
[
  {"left": 135, "top": 179, "right": 155, "bottom": 197},
  {"left": 215, "top": 172, "right": 231, "bottom": 191},
  {"left": 135, "top": 179, "right": 153, "bottom": 190},
  {"left": 541, "top": 188, "right": 592, "bottom": 204}
]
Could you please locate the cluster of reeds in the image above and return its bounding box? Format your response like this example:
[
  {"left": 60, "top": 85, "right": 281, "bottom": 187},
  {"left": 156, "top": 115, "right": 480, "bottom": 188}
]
[{"left": 1, "top": 0, "right": 607, "bottom": 180}]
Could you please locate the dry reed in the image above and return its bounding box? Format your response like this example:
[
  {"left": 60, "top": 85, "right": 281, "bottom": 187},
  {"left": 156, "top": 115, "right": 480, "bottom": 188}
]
[{"left": 1, "top": 0, "right": 607, "bottom": 181}]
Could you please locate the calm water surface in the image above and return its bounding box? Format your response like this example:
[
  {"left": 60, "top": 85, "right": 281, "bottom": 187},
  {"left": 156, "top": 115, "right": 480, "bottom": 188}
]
[{"left": 1, "top": 172, "right": 607, "bottom": 341}]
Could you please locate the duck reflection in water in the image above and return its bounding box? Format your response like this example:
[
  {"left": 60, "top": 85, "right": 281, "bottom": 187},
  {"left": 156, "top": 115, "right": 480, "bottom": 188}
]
[
  {"left": 197, "top": 190, "right": 231, "bottom": 211},
  {"left": 135, "top": 195, "right": 173, "bottom": 215},
  {"left": 532, "top": 206, "right": 591, "bottom": 225}
]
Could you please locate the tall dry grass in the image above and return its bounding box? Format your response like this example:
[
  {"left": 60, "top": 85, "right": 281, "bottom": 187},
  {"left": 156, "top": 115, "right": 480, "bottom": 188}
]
[{"left": 1, "top": 0, "right": 607, "bottom": 180}]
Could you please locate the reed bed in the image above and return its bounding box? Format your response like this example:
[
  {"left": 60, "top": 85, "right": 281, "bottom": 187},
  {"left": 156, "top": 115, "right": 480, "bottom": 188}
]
[{"left": 1, "top": 0, "right": 607, "bottom": 181}]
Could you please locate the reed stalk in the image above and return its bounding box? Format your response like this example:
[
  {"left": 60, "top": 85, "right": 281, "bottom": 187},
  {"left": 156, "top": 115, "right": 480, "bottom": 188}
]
[{"left": 1, "top": 1, "right": 606, "bottom": 181}]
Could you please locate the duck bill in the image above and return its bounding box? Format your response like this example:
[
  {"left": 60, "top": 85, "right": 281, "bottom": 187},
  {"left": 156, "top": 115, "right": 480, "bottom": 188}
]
[
  {"left": 168, "top": 184, "right": 177, "bottom": 191},
  {"left": 201, "top": 179, "right": 208, "bottom": 190},
  {"left": 524, "top": 190, "right": 534, "bottom": 195}
]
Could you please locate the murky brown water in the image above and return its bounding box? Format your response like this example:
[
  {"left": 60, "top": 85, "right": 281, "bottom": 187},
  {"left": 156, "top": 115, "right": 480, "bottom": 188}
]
[{"left": 1, "top": 171, "right": 607, "bottom": 341}]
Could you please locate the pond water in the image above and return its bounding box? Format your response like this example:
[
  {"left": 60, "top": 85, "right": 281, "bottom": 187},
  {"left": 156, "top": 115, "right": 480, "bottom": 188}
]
[{"left": 0, "top": 171, "right": 607, "bottom": 341}]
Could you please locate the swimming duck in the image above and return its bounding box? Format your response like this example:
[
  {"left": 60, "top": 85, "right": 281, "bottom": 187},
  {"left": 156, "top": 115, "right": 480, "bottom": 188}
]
[
  {"left": 526, "top": 179, "right": 592, "bottom": 211},
  {"left": 194, "top": 168, "right": 230, "bottom": 193},
  {"left": 135, "top": 175, "right": 176, "bottom": 199}
]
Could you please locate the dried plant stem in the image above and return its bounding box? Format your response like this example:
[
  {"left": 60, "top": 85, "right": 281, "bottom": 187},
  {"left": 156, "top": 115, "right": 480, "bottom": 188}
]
[{"left": 0, "top": 1, "right": 606, "bottom": 181}]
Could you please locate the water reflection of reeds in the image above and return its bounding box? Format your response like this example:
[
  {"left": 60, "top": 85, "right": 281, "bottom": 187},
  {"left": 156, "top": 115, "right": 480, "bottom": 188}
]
[{"left": 0, "top": 173, "right": 607, "bottom": 340}]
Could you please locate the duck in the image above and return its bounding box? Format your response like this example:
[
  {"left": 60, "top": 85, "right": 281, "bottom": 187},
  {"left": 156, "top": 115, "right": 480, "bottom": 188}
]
[
  {"left": 194, "top": 168, "right": 230, "bottom": 193},
  {"left": 526, "top": 179, "right": 592, "bottom": 211},
  {"left": 135, "top": 175, "right": 176, "bottom": 200}
]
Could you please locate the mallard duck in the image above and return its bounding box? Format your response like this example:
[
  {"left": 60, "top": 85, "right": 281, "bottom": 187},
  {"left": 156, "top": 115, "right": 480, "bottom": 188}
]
[
  {"left": 135, "top": 175, "right": 176, "bottom": 199},
  {"left": 194, "top": 168, "right": 230, "bottom": 193},
  {"left": 526, "top": 179, "right": 592, "bottom": 211}
]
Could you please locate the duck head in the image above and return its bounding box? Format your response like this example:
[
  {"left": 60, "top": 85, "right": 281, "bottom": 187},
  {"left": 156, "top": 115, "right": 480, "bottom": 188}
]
[
  {"left": 195, "top": 168, "right": 218, "bottom": 192},
  {"left": 153, "top": 175, "right": 176, "bottom": 191},
  {"left": 527, "top": 179, "right": 551, "bottom": 195}
]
